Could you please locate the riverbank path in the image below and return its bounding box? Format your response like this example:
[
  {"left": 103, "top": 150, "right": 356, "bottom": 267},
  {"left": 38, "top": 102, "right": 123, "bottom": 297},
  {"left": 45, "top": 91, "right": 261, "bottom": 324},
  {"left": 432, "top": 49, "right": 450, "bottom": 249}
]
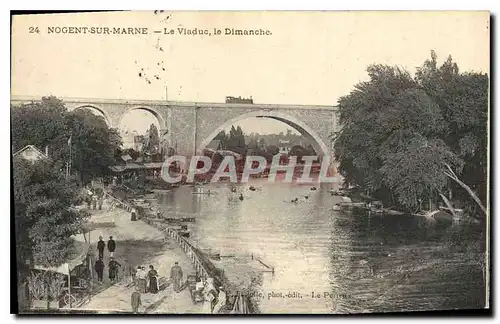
[{"left": 73, "top": 202, "right": 204, "bottom": 314}]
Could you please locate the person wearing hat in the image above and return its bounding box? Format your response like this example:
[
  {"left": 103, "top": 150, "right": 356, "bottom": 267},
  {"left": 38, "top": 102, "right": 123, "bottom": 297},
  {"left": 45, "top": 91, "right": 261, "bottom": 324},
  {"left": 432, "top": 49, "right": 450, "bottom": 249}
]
[
  {"left": 170, "top": 262, "right": 184, "bottom": 293},
  {"left": 97, "top": 236, "right": 106, "bottom": 259},
  {"left": 94, "top": 257, "right": 105, "bottom": 284},
  {"left": 148, "top": 265, "right": 159, "bottom": 294},
  {"left": 108, "top": 236, "right": 116, "bottom": 257},
  {"left": 136, "top": 266, "right": 147, "bottom": 293},
  {"left": 212, "top": 286, "right": 227, "bottom": 314}
]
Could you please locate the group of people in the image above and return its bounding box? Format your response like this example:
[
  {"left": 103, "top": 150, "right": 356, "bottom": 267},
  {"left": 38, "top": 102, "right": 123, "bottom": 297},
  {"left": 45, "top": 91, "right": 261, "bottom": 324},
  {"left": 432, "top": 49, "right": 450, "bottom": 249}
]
[
  {"left": 85, "top": 187, "right": 104, "bottom": 210},
  {"left": 129, "top": 262, "right": 184, "bottom": 314},
  {"left": 134, "top": 265, "right": 160, "bottom": 294},
  {"left": 94, "top": 235, "right": 119, "bottom": 284},
  {"left": 192, "top": 277, "right": 227, "bottom": 314}
]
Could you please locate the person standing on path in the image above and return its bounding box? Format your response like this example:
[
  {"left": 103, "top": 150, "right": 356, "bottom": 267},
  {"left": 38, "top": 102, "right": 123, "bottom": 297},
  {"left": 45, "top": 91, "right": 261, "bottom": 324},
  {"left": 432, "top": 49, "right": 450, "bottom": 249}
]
[
  {"left": 170, "top": 262, "right": 183, "bottom": 293},
  {"left": 108, "top": 236, "right": 116, "bottom": 257},
  {"left": 131, "top": 289, "right": 142, "bottom": 314},
  {"left": 129, "top": 265, "right": 137, "bottom": 286},
  {"left": 109, "top": 257, "right": 121, "bottom": 283},
  {"left": 94, "top": 257, "right": 105, "bottom": 283},
  {"left": 148, "top": 265, "right": 159, "bottom": 294},
  {"left": 137, "top": 266, "right": 147, "bottom": 293},
  {"left": 97, "top": 236, "right": 106, "bottom": 259},
  {"left": 92, "top": 196, "right": 97, "bottom": 210},
  {"left": 131, "top": 207, "right": 137, "bottom": 221}
]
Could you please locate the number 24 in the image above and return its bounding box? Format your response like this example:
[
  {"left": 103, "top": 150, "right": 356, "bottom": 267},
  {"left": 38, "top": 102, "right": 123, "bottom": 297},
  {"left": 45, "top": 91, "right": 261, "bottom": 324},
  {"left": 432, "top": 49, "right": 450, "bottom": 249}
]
[{"left": 29, "top": 27, "right": 40, "bottom": 34}]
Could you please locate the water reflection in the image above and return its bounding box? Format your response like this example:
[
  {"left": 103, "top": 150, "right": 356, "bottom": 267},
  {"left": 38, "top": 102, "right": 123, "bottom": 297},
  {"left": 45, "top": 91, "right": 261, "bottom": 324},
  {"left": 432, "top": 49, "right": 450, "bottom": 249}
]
[{"left": 156, "top": 180, "right": 484, "bottom": 313}]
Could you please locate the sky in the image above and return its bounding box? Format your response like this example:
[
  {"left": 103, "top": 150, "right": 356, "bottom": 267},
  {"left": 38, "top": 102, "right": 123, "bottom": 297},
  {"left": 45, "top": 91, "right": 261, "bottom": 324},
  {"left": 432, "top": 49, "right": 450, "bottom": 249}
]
[{"left": 11, "top": 11, "right": 490, "bottom": 137}]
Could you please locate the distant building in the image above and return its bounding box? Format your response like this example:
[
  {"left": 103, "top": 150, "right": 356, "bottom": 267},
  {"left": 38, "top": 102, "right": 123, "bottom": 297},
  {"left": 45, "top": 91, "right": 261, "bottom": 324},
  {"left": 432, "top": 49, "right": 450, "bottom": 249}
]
[
  {"left": 134, "top": 135, "right": 145, "bottom": 152},
  {"left": 225, "top": 96, "right": 253, "bottom": 104},
  {"left": 278, "top": 140, "right": 291, "bottom": 154},
  {"left": 13, "top": 145, "right": 51, "bottom": 163}
]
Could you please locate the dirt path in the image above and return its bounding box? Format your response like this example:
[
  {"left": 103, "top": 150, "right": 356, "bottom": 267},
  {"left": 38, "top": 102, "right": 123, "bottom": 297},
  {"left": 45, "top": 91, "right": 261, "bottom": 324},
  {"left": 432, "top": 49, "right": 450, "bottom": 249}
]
[{"left": 73, "top": 203, "right": 204, "bottom": 313}]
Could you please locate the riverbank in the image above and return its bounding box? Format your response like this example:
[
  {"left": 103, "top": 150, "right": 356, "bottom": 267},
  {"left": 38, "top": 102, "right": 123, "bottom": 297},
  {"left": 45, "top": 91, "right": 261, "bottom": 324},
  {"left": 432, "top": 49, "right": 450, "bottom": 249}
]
[
  {"left": 72, "top": 201, "right": 204, "bottom": 314},
  {"left": 116, "top": 184, "right": 265, "bottom": 314}
]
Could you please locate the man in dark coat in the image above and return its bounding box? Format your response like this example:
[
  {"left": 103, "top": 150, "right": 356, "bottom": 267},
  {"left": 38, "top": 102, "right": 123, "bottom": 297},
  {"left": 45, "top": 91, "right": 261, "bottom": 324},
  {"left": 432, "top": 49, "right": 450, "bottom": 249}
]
[
  {"left": 95, "top": 257, "right": 105, "bottom": 283},
  {"left": 109, "top": 257, "right": 121, "bottom": 282},
  {"left": 108, "top": 236, "right": 116, "bottom": 257},
  {"left": 97, "top": 236, "right": 106, "bottom": 259}
]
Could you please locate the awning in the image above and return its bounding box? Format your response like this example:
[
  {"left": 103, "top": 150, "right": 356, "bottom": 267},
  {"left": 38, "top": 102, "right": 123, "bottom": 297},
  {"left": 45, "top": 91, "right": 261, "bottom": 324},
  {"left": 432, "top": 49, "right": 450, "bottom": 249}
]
[
  {"left": 110, "top": 162, "right": 164, "bottom": 172},
  {"left": 33, "top": 243, "right": 91, "bottom": 276}
]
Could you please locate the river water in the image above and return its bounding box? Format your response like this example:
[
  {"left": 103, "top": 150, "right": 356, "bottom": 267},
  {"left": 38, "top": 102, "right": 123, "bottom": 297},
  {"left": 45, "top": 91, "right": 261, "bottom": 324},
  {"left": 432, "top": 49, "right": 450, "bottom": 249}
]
[{"left": 155, "top": 180, "right": 485, "bottom": 314}]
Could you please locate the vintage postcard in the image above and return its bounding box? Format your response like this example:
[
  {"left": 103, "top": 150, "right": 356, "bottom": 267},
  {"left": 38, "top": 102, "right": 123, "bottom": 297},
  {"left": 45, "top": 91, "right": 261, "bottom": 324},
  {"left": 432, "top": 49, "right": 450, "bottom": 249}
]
[{"left": 10, "top": 11, "right": 490, "bottom": 314}]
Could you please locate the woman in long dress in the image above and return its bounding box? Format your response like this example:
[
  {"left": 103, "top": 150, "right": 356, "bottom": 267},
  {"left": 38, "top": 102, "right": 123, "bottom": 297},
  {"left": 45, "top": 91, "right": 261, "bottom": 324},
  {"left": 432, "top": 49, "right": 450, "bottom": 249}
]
[{"left": 148, "top": 265, "right": 159, "bottom": 294}]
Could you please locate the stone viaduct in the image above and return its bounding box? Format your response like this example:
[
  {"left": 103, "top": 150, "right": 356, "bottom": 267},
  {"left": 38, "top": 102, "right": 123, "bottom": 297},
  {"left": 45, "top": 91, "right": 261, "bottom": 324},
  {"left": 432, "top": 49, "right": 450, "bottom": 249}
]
[{"left": 11, "top": 96, "right": 340, "bottom": 164}]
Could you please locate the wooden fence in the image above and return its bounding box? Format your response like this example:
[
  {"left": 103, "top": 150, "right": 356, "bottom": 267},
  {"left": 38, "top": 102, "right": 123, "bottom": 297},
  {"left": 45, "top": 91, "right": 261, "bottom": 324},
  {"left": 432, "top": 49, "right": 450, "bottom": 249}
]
[
  {"left": 107, "top": 192, "right": 254, "bottom": 314},
  {"left": 165, "top": 227, "right": 210, "bottom": 279},
  {"left": 103, "top": 191, "right": 133, "bottom": 212}
]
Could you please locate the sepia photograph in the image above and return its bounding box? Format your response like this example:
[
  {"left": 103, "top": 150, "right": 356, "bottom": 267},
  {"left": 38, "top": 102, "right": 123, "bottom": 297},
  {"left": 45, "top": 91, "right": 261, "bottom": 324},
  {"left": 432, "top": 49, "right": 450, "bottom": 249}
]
[{"left": 10, "top": 10, "right": 490, "bottom": 315}]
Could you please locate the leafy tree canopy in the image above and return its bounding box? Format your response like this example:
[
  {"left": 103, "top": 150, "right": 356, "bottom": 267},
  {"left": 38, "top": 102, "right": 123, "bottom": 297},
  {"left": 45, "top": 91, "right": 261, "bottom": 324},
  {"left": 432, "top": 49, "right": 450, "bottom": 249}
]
[
  {"left": 13, "top": 158, "right": 89, "bottom": 267},
  {"left": 334, "top": 51, "right": 488, "bottom": 212},
  {"left": 11, "top": 96, "right": 122, "bottom": 183}
]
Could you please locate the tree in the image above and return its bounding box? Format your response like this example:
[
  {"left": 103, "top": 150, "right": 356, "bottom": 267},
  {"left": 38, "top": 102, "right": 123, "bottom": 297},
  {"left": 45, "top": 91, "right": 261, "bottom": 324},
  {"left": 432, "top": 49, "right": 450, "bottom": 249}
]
[
  {"left": 226, "top": 125, "right": 247, "bottom": 154},
  {"left": 68, "top": 109, "right": 122, "bottom": 183},
  {"left": 214, "top": 130, "right": 228, "bottom": 149},
  {"left": 11, "top": 96, "right": 122, "bottom": 184},
  {"left": 144, "top": 123, "right": 160, "bottom": 154},
  {"left": 11, "top": 97, "right": 68, "bottom": 171},
  {"left": 380, "top": 139, "right": 463, "bottom": 210},
  {"left": 13, "top": 158, "right": 89, "bottom": 268},
  {"left": 334, "top": 62, "right": 458, "bottom": 210},
  {"left": 334, "top": 52, "right": 488, "bottom": 215},
  {"left": 416, "top": 51, "right": 489, "bottom": 211}
]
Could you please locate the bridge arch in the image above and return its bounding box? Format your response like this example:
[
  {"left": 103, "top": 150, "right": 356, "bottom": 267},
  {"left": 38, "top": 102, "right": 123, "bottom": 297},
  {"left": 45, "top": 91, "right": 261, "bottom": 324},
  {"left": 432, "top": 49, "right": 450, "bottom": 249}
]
[
  {"left": 198, "top": 110, "right": 331, "bottom": 158},
  {"left": 72, "top": 105, "right": 112, "bottom": 126},
  {"left": 119, "top": 106, "right": 166, "bottom": 130}
]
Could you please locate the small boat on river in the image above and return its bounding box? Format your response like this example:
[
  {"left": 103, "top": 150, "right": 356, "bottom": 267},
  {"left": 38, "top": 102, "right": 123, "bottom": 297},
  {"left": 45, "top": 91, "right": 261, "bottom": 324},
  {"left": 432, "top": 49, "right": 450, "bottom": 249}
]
[
  {"left": 151, "top": 189, "right": 171, "bottom": 193},
  {"left": 383, "top": 208, "right": 405, "bottom": 216},
  {"left": 192, "top": 187, "right": 213, "bottom": 195}
]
